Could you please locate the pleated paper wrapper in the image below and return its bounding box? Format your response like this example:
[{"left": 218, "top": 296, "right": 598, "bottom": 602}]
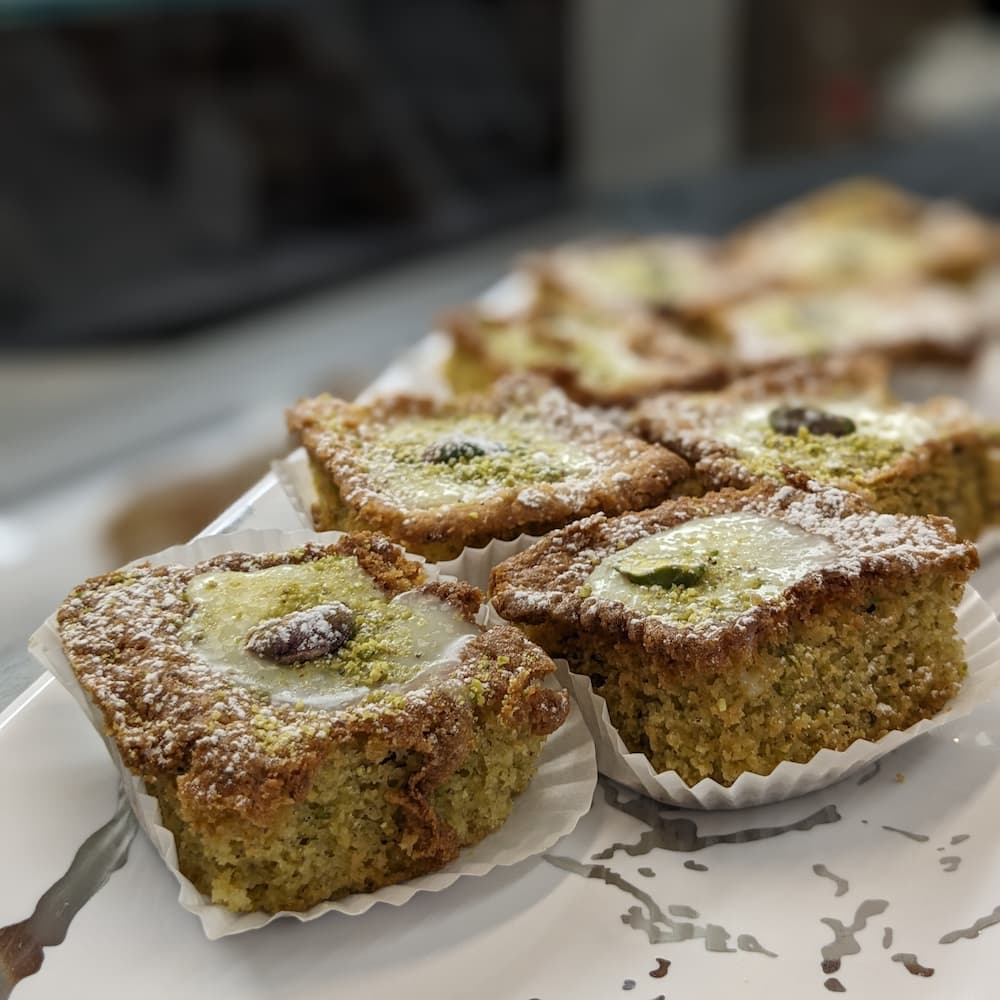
[
  {"left": 29, "top": 528, "right": 597, "bottom": 940},
  {"left": 274, "top": 448, "right": 542, "bottom": 593},
  {"left": 549, "top": 584, "right": 1000, "bottom": 810}
]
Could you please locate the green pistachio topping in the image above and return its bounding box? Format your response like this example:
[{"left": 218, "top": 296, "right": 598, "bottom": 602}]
[
  {"left": 614, "top": 559, "right": 706, "bottom": 588},
  {"left": 586, "top": 512, "right": 837, "bottom": 626},
  {"left": 366, "top": 413, "right": 597, "bottom": 507},
  {"left": 768, "top": 405, "right": 857, "bottom": 438},
  {"left": 421, "top": 437, "right": 506, "bottom": 464},
  {"left": 717, "top": 400, "right": 933, "bottom": 483},
  {"left": 183, "top": 555, "right": 477, "bottom": 707}
]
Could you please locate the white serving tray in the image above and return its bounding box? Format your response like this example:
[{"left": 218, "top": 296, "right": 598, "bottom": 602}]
[{"left": 4, "top": 472, "right": 1000, "bottom": 999}]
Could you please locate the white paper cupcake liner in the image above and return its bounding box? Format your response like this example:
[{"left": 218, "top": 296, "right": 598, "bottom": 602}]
[
  {"left": 274, "top": 449, "right": 542, "bottom": 591},
  {"left": 551, "top": 585, "right": 1000, "bottom": 811},
  {"left": 29, "top": 528, "right": 597, "bottom": 939}
]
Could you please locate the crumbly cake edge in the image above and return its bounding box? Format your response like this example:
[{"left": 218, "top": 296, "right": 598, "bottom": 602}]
[
  {"left": 56, "top": 533, "right": 569, "bottom": 833},
  {"left": 631, "top": 381, "right": 994, "bottom": 500},
  {"left": 286, "top": 375, "right": 691, "bottom": 554},
  {"left": 488, "top": 478, "right": 979, "bottom": 676}
]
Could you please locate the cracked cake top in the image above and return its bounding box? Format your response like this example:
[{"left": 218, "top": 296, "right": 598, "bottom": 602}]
[
  {"left": 632, "top": 356, "right": 993, "bottom": 493},
  {"left": 57, "top": 533, "right": 568, "bottom": 827},
  {"left": 288, "top": 375, "right": 691, "bottom": 554},
  {"left": 489, "top": 480, "right": 977, "bottom": 673}
]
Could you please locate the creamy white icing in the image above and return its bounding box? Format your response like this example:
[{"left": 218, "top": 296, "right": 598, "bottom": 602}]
[
  {"left": 718, "top": 399, "right": 935, "bottom": 458},
  {"left": 585, "top": 512, "right": 838, "bottom": 626},
  {"left": 364, "top": 413, "right": 598, "bottom": 508},
  {"left": 183, "top": 561, "right": 478, "bottom": 709}
]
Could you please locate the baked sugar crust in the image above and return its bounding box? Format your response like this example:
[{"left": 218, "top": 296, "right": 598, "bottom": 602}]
[
  {"left": 287, "top": 375, "right": 691, "bottom": 559},
  {"left": 57, "top": 532, "right": 569, "bottom": 843},
  {"left": 631, "top": 361, "right": 1000, "bottom": 537},
  {"left": 442, "top": 299, "right": 729, "bottom": 406},
  {"left": 489, "top": 479, "right": 978, "bottom": 676},
  {"left": 723, "top": 177, "right": 996, "bottom": 289}
]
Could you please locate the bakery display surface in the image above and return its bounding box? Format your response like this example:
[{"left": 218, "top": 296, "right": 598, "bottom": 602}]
[
  {"left": 287, "top": 375, "right": 689, "bottom": 560},
  {"left": 633, "top": 358, "right": 1000, "bottom": 539},
  {"left": 6, "top": 174, "right": 1000, "bottom": 998},
  {"left": 5, "top": 483, "right": 1000, "bottom": 998}
]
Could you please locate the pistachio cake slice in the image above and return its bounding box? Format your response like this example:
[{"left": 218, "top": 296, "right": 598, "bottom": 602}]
[
  {"left": 490, "top": 483, "right": 978, "bottom": 786},
  {"left": 632, "top": 359, "right": 1000, "bottom": 539},
  {"left": 287, "top": 375, "right": 691, "bottom": 561},
  {"left": 711, "top": 283, "right": 988, "bottom": 371},
  {"left": 57, "top": 533, "right": 569, "bottom": 913},
  {"left": 524, "top": 236, "right": 757, "bottom": 318},
  {"left": 723, "top": 177, "right": 995, "bottom": 289},
  {"left": 442, "top": 299, "right": 728, "bottom": 406}
]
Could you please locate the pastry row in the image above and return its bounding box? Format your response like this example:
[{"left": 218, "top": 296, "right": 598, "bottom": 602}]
[
  {"left": 442, "top": 178, "right": 1000, "bottom": 405},
  {"left": 44, "top": 178, "right": 999, "bottom": 922}
]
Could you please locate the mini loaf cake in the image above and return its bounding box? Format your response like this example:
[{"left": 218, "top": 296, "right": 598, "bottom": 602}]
[
  {"left": 710, "top": 283, "right": 988, "bottom": 371},
  {"left": 490, "top": 481, "right": 978, "bottom": 786},
  {"left": 723, "top": 177, "right": 995, "bottom": 290},
  {"left": 442, "top": 299, "right": 728, "bottom": 406},
  {"left": 57, "top": 533, "right": 569, "bottom": 913},
  {"left": 287, "top": 376, "right": 691, "bottom": 561},
  {"left": 632, "top": 362, "right": 1000, "bottom": 539},
  {"left": 524, "top": 236, "right": 756, "bottom": 318}
]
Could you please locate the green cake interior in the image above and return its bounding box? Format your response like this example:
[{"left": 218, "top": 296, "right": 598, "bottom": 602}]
[
  {"left": 546, "top": 575, "right": 966, "bottom": 786},
  {"left": 156, "top": 714, "right": 547, "bottom": 913}
]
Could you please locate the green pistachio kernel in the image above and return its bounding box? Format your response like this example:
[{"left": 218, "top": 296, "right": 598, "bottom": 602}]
[
  {"left": 768, "top": 405, "right": 856, "bottom": 438},
  {"left": 615, "top": 559, "right": 706, "bottom": 588},
  {"left": 421, "top": 436, "right": 507, "bottom": 464}
]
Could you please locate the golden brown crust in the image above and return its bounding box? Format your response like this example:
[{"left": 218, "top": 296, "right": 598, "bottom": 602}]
[
  {"left": 57, "top": 536, "right": 568, "bottom": 853},
  {"left": 522, "top": 236, "right": 758, "bottom": 319},
  {"left": 287, "top": 375, "right": 691, "bottom": 557},
  {"left": 631, "top": 369, "right": 993, "bottom": 501},
  {"left": 441, "top": 299, "right": 730, "bottom": 406},
  {"left": 489, "top": 479, "right": 978, "bottom": 678},
  {"left": 723, "top": 177, "right": 996, "bottom": 287}
]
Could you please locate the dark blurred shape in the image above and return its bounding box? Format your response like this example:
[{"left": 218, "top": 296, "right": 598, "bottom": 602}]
[
  {"left": 740, "top": 0, "right": 974, "bottom": 154},
  {"left": 0, "top": 1, "right": 566, "bottom": 347}
]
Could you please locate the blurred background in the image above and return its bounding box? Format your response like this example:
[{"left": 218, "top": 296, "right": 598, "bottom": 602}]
[{"left": 3, "top": 0, "right": 1000, "bottom": 701}]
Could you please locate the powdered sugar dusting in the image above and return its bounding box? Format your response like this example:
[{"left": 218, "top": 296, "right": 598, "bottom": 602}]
[
  {"left": 634, "top": 364, "right": 990, "bottom": 497},
  {"left": 491, "top": 481, "right": 977, "bottom": 651},
  {"left": 289, "top": 375, "right": 688, "bottom": 544},
  {"left": 55, "top": 542, "right": 552, "bottom": 820}
]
